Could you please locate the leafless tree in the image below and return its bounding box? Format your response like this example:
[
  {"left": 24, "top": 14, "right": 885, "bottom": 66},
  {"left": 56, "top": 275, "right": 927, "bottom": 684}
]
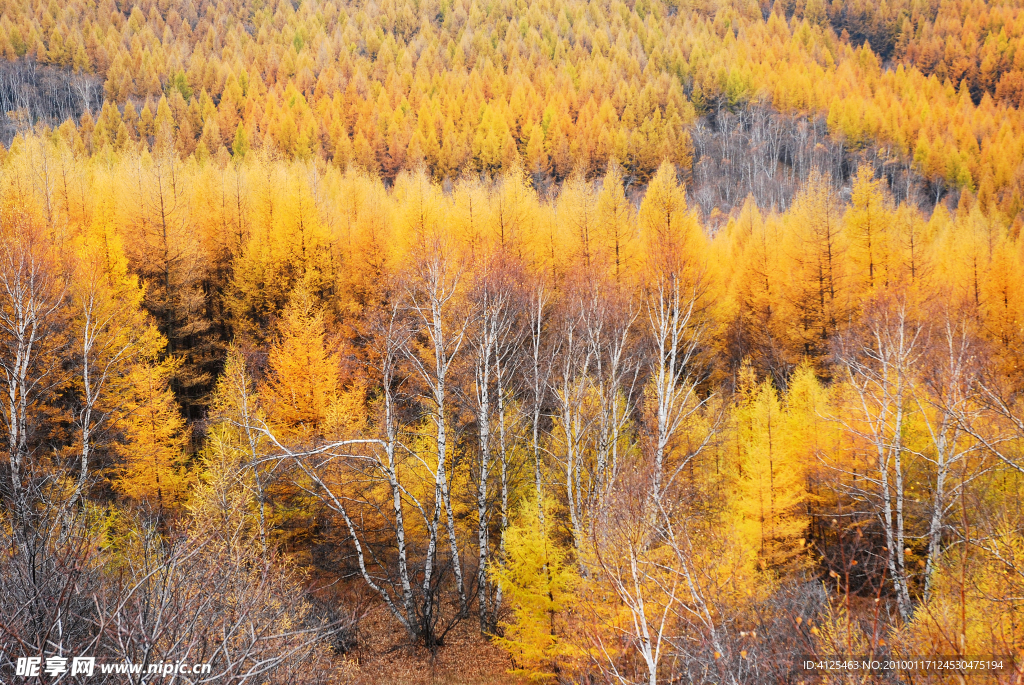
[
  {"left": 0, "top": 59, "right": 102, "bottom": 145},
  {"left": 467, "top": 258, "right": 525, "bottom": 631},
  {"left": 0, "top": 494, "right": 347, "bottom": 685},
  {"left": 582, "top": 283, "right": 640, "bottom": 495},
  {"left": 90, "top": 525, "right": 344, "bottom": 684},
  {"left": 914, "top": 306, "right": 987, "bottom": 599},
  {"left": 402, "top": 241, "right": 472, "bottom": 617},
  {"left": 829, "top": 293, "right": 924, "bottom": 620},
  {"left": 527, "top": 282, "right": 554, "bottom": 528},
  {"left": 68, "top": 258, "right": 154, "bottom": 509},
  {"left": 226, "top": 288, "right": 475, "bottom": 649},
  {"left": 644, "top": 267, "right": 715, "bottom": 503},
  {"left": 588, "top": 466, "right": 679, "bottom": 685},
  {"left": 549, "top": 290, "right": 595, "bottom": 559},
  {"left": 0, "top": 212, "right": 69, "bottom": 531}
]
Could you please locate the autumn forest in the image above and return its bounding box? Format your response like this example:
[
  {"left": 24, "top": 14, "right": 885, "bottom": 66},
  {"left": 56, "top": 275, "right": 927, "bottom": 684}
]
[{"left": 1, "top": 0, "right": 1024, "bottom": 681}]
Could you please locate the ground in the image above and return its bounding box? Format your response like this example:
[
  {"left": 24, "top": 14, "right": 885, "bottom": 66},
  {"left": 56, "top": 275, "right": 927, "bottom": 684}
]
[{"left": 337, "top": 602, "right": 523, "bottom": 685}]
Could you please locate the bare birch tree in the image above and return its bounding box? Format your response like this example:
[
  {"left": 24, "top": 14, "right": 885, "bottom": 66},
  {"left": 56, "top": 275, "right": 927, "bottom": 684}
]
[
  {"left": 550, "top": 294, "right": 594, "bottom": 558},
  {"left": 0, "top": 212, "right": 68, "bottom": 529},
  {"left": 468, "top": 260, "right": 523, "bottom": 630},
  {"left": 830, "top": 294, "right": 924, "bottom": 620},
  {"left": 644, "top": 267, "right": 714, "bottom": 502},
  {"left": 403, "top": 243, "right": 472, "bottom": 617}
]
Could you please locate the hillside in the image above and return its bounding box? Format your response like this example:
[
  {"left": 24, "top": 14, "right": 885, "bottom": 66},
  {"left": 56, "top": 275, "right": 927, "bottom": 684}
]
[{"left": 1, "top": 0, "right": 1024, "bottom": 683}]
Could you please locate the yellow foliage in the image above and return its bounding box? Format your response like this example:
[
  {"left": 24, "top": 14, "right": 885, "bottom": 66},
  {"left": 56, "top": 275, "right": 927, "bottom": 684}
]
[
  {"left": 845, "top": 168, "right": 897, "bottom": 297},
  {"left": 730, "top": 364, "right": 810, "bottom": 570},
  {"left": 492, "top": 499, "right": 581, "bottom": 682},
  {"left": 898, "top": 517, "right": 1024, "bottom": 660},
  {"left": 114, "top": 356, "right": 191, "bottom": 515},
  {"left": 260, "top": 286, "right": 341, "bottom": 438}
]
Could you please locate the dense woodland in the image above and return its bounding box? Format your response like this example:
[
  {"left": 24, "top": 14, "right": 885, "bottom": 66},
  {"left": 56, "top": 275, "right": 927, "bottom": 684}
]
[{"left": 2, "top": 0, "right": 1024, "bottom": 682}]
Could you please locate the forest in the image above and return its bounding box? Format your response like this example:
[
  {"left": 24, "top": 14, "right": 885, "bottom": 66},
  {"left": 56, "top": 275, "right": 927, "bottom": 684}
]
[{"left": 1, "top": 0, "right": 1024, "bottom": 682}]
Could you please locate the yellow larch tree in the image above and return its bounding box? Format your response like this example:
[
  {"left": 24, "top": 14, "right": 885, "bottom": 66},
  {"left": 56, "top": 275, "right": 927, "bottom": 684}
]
[
  {"left": 114, "top": 354, "right": 190, "bottom": 517},
  {"left": 254, "top": 284, "right": 350, "bottom": 558},
  {"left": 558, "top": 167, "right": 601, "bottom": 272},
  {"left": 731, "top": 365, "right": 809, "bottom": 570},
  {"left": 845, "top": 167, "right": 897, "bottom": 297},
  {"left": 492, "top": 498, "right": 580, "bottom": 683},
  {"left": 783, "top": 362, "right": 834, "bottom": 550},
  {"left": 638, "top": 161, "right": 700, "bottom": 272},
  {"left": 725, "top": 199, "right": 790, "bottom": 381},
  {"left": 490, "top": 160, "right": 537, "bottom": 255},
  {"left": 980, "top": 238, "right": 1024, "bottom": 381},
  {"left": 779, "top": 171, "right": 849, "bottom": 369},
  {"left": 260, "top": 286, "right": 341, "bottom": 439},
  {"left": 595, "top": 160, "right": 637, "bottom": 284}
]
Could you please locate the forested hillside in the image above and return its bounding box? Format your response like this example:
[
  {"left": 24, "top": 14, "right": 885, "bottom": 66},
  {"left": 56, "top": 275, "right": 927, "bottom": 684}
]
[{"left": 2, "top": 0, "right": 1024, "bottom": 682}]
